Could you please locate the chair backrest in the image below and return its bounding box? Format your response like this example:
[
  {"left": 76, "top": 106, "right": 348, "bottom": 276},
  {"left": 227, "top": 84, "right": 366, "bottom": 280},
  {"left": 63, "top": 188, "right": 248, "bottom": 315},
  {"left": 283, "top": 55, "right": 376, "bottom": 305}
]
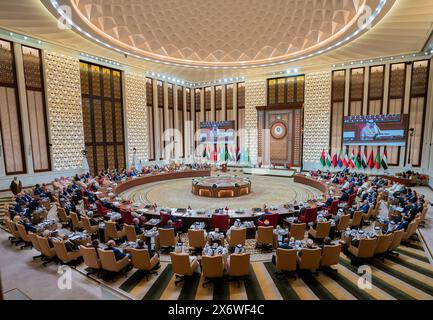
[
  {"left": 28, "top": 232, "right": 41, "bottom": 251},
  {"left": 403, "top": 220, "right": 418, "bottom": 241},
  {"left": 299, "top": 248, "right": 321, "bottom": 270},
  {"left": 337, "top": 214, "right": 350, "bottom": 232},
  {"left": 202, "top": 255, "right": 224, "bottom": 278},
  {"left": 57, "top": 207, "right": 69, "bottom": 223},
  {"left": 257, "top": 226, "right": 274, "bottom": 244},
  {"left": 290, "top": 223, "right": 306, "bottom": 240},
  {"left": 329, "top": 200, "right": 339, "bottom": 215},
  {"left": 158, "top": 228, "right": 177, "bottom": 247},
  {"left": 96, "top": 202, "right": 108, "bottom": 216},
  {"left": 105, "top": 221, "right": 120, "bottom": 238},
  {"left": 37, "top": 236, "right": 56, "bottom": 257},
  {"left": 363, "top": 206, "right": 373, "bottom": 219},
  {"left": 97, "top": 248, "right": 124, "bottom": 272},
  {"left": 350, "top": 211, "right": 363, "bottom": 227},
  {"left": 229, "top": 253, "right": 250, "bottom": 277},
  {"left": 315, "top": 221, "right": 331, "bottom": 238},
  {"left": 81, "top": 216, "right": 94, "bottom": 233},
  {"left": 211, "top": 214, "right": 230, "bottom": 231},
  {"left": 276, "top": 248, "right": 297, "bottom": 272},
  {"left": 16, "top": 223, "right": 30, "bottom": 242},
  {"left": 170, "top": 252, "right": 194, "bottom": 276},
  {"left": 228, "top": 227, "right": 247, "bottom": 247},
  {"left": 79, "top": 245, "right": 101, "bottom": 269},
  {"left": 69, "top": 212, "right": 81, "bottom": 230},
  {"left": 120, "top": 208, "right": 133, "bottom": 225},
  {"left": 262, "top": 213, "right": 279, "bottom": 227},
  {"left": 188, "top": 229, "right": 206, "bottom": 248},
  {"left": 130, "top": 248, "right": 153, "bottom": 270},
  {"left": 159, "top": 212, "right": 171, "bottom": 226},
  {"left": 52, "top": 240, "right": 72, "bottom": 261},
  {"left": 41, "top": 200, "right": 51, "bottom": 211},
  {"left": 303, "top": 207, "right": 318, "bottom": 224},
  {"left": 320, "top": 244, "right": 341, "bottom": 267},
  {"left": 375, "top": 234, "right": 393, "bottom": 254},
  {"left": 347, "top": 194, "right": 356, "bottom": 207},
  {"left": 389, "top": 229, "right": 404, "bottom": 251},
  {"left": 420, "top": 206, "right": 428, "bottom": 222},
  {"left": 356, "top": 238, "right": 378, "bottom": 258},
  {"left": 8, "top": 220, "right": 21, "bottom": 239},
  {"left": 124, "top": 224, "right": 137, "bottom": 242}
]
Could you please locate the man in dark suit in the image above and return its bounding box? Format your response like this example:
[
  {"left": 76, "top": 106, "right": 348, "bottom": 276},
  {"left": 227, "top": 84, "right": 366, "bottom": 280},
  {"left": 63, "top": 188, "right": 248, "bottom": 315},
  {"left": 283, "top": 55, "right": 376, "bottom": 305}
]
[{"left": 9, "top": 177, "right": 22, "bottom": 196}]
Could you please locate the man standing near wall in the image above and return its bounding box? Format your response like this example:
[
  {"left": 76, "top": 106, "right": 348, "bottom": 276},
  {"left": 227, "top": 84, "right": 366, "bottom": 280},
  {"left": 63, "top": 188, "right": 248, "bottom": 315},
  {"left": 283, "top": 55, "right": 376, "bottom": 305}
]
[{"left": 9, "top": 177, "right": 22, "bottom": 196}]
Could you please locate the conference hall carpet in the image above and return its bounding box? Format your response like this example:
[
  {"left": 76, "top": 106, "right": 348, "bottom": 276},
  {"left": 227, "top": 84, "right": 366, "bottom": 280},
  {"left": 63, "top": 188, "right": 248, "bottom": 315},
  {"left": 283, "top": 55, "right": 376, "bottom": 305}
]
[{"left": 75, "top": 237, "right": 433, "bottom": 300}]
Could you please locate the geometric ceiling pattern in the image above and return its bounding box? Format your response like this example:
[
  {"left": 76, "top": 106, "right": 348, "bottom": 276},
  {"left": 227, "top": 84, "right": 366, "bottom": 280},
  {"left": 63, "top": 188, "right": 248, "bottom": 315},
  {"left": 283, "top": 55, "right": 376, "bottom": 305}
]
[{"left": 66, "top": 0, "right": 389, "bottom": 67}]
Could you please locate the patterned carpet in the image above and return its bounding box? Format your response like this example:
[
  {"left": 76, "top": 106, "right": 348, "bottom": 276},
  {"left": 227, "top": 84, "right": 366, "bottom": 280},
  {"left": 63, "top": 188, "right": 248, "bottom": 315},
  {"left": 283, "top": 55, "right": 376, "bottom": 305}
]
[
  {"left": 120, "top": 173, "right": 322, "bottom": 210},
  {"left": 75, "top": 238, "right": 433, "bottom": 300}
]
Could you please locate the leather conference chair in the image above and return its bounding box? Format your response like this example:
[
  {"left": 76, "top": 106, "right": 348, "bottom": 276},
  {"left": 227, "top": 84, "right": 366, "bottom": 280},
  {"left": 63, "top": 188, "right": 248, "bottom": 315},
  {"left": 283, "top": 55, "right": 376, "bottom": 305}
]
[
  {"left": 202, "top": 255, "right": 224, "bottom": 287},
  {"left": 255, "top": 226, "right": 274, "bottom": 249},
  {"left": 170, "top": 252, "right": 199, "bottom": 285},
  {"left": 227, "top": 227, "right": 247, "bottom": 249},
  {"left": 160, "top": 212, "right": 183, "bottom": 230},
  {"left": 120, "top": 208, "right": 134, "bottom": 225},
  {"left": 187, "top": 229, "right": 206, "bottom": 253},
  {"left": 211, "top": 214, "right": 230, "bottom": 232},
  {"left": 297, "top": 248, "right": 321, "bottom": 273},
  {"left": 97, "top": 248, "right": 131, "bottom": 280},
  {"left": 275, "top": 248, "right": 297, "bottom": 278},
  {"left": 81, "top": 216, "right": 99, "bottom": 236},
  {"left": 16, "top": 223, "right": 33, "bottom": 249},
  {"left": 336, "top": 214, "right": 350, "bottom": 233},
  {"left": 362, "top": 206, "right": 374, "bottom": 225},
  {"left": 349, "top": 211, "right": 363, "bottom": 228},
  {"left": 57, "top": 207, "right": 71, "bottom": 228},
  {"left": 130, "top": 248, "right": 160, "bottom": 280},
  {"left": 7, "top": 220, "right": 23, "bottom": 245},
  {"left": 402, "top": 217, "right": 421, "bottom": 243},
  {"left": 52, "top": 240, "right": 82, "bottom": 267},
  {"left": 387, "top": 229, "right": 404, "bottom": 257},
  {"left": 124, "top": 224, "right": 144, "bottom": 242},
  {"left": 28, "top": 232, "right": 44, "bottom": 261},
  {"left": 374, "top": 234, "right": 393, "bottom": 261},
  {"left": 308, "top": 221, "right": 331, "bottom": 241},
  {"left": 40, "top": 200, "right": 51, "bottom": 211},
  {"left": 105, "top": 221, "right": 126, "bottom": 242},
  {"left": 158, "top": 228, "right": 179, "bottom": 252},
  {"left": 325, "top": 200, "right": 339, "bottom": 216},
  {"left": 289, "top": 222, "right": 306, "bottom": 240},
  {"left": 257, "top": 213, "right": 278, "bottom": 227},
  {"left": 96, "top": 201, "right": 110, "bottom": 217},
  {"left": 320, "top": 243, "right": 341, "bottom": 273},
  {"left": 227, "top": 253, "right": 250, "bottom": 286},
  {"left": 37, "top": 236, "right": 59, "bottom": 266},
  {"left": 348, "top": 238, "right": 378, "bottom": 265},
  {"left": 419, "top": 206, "right": 428, "bottom": 227},
  {"left": 79, "top": 245, "right": 102, "bottom": 277},
  {"left": 69, "top": 212, "right": 83, "bottom": 231},
  {"left": 298, "top": 207, "right": 317, "bottom": 224},
  {"left": 371, "top": 202, "right": 380, "bottom": 219}
]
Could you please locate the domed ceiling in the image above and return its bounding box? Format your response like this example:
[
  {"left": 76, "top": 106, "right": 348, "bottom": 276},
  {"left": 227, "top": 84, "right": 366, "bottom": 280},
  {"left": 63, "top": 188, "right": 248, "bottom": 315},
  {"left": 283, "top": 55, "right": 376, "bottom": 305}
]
[{"left": 44, "top": 0, "right": 395, "bottom": 68}]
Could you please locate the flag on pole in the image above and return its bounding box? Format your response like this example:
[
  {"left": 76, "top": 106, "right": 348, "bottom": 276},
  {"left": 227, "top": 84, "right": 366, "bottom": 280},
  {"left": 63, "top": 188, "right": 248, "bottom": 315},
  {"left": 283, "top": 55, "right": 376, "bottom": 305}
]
[
  {"left": 362, "top": 147, "right": 368, "bottom": 169},
  {"left": 320, "top": 149, "right": 326, "bottom": 167},
  {"left": 202, "top": 145, "right": 207, "bottom": 158},
  {"left": 337, "top": 149, "right": 343, "bottom": 168},
  {"left": 368, "top": 149, "right": 375, "bottom": 169},
  {"left": 343, "top": 150, "right": 349, "bottom": 168},
  {"left": 381, "top": 148, "right": 388, "bottom": 170},
  {"left": 326, "top": 150, "right": 332, "bottom": 167},
  {"left": 375, "top": 147, "right": 381, "bottom": 169},
  {"left": 225, "top": 144, "right": 229, "bottom": 161},
  {"left": 246, "top": 147, "right": 250, "bottom": 163},
  {"left": 349, "top": 149, "right": 355, "bottom": 169},
  {"left": 355, "top": 148, "right": 361, "bottom": 169},
  {"left": 332, "top": 149, "right": 338, "bottom": 168},
  {"left": 236, "top": 147, "right": 241, "bottom": 162}
]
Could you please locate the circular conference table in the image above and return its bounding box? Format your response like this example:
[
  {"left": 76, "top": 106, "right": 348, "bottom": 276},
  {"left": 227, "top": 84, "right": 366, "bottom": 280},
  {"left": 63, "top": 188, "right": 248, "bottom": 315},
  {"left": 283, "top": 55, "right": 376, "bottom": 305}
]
[
  {"left": 100, "top": 172, "right": 332, "bottom": 229},
  {"left": 191, "top": 176, "right": 251, "bottom": 198}
]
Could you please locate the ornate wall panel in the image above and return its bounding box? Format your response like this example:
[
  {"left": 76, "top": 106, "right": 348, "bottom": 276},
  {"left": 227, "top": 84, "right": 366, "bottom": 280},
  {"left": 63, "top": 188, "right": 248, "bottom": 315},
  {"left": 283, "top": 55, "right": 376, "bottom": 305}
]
[
  {"left": 125, "top": 72, "right": 148, "bottom": 163},
  {"left": 303, "top": 72, "right": 332, "bottom": 163},
  {"left": 44, "top": 51, "right": 84, "bottom": 171},
  {"left": 245, "top": 79, "right": 265, "bottom": 162}
]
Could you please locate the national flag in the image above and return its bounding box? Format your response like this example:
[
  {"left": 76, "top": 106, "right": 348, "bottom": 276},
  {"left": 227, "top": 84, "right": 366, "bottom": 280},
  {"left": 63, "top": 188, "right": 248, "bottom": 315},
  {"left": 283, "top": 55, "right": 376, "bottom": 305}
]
[
  {"left": 362, "top": 147, "right": 368, "bottom": 169},
  {"left": 236, "top": 147, "right": 241, "bottom": 161},
  {"left": 320, "top": 149, "right": 326, "bottom": 167},
  {"left": 375, "top": 147, "right": 381, "bottom": 169},
  {"left": 246, "top": 147, "right": 250, "bottom": 163},
  {"left": 381, "top": 148, "right": 388, "bottom": 170},
  {"left": 332, "top": 149, "right": 338, "bottom": 168},
  {"left": 326, "top": 150, "right": 332, "bottom": 167},
  {"left": 349, "top": 149, "right": 355, "bottom": 169},
  {"left": 202, "top": 145, "right": 207, "bottom": 158},
  {"left": 355, "top": 148, "right": 361, "bottom": 169},
  {"left": 368, "top": 149, "right": 374, "bottom": 169},
  {"left": 224, "top": 144, "right": 229, "bottom": 161},
  {"left": 337, "top": 149, "right": 343, "bottom": 168},
  {"left": 343, "top": 150, "right": 349, "bottom": 168}
]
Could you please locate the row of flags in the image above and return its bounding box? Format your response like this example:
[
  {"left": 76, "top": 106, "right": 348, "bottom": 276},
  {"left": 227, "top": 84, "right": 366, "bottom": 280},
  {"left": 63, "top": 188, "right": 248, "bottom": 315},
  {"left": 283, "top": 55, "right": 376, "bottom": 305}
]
[
  {"left": 200, "top": 144, "right": 250, "bottom": 163},
  {"left": 320, "top": 147, "right": 388, "bottom": 170}
]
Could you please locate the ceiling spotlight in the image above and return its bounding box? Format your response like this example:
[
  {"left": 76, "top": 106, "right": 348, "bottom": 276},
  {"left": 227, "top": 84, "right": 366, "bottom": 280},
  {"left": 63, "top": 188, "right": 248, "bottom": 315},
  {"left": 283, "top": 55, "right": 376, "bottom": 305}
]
[
  {"left": 286, "top": 69, "right": 291, "bottom": 74},
  {"left": 9, "top": 32, "right": 13, "bottom": 36},
  {"left": 23, "top": 36, "right": 28, "bottom": 40}
]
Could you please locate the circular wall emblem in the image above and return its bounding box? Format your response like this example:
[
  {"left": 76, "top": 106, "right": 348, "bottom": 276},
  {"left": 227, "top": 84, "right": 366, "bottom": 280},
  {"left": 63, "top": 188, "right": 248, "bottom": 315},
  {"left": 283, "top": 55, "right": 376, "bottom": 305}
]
[{"left": 270, "top": 121, "right": 287, "bottom": 139}]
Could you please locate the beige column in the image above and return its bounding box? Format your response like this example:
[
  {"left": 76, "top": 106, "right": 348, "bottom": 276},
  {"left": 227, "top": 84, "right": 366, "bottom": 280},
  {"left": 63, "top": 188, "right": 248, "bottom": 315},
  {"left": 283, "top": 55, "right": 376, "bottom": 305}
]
[
  {"left": 152, "top": 80, "right": 160, "bottom": 160},
  {"left": 210, "top": 86, "right": 215, "bottom": 121},
  {"left": 221, "top": 85, "right": 226, "bottom": 121}
]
